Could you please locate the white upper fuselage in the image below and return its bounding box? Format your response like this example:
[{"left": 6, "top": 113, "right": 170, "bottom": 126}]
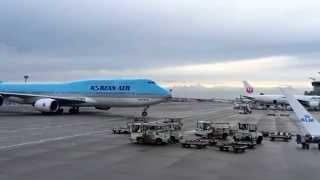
[{"left": 248, "top": 94, "right": 320, "bottom": 105}]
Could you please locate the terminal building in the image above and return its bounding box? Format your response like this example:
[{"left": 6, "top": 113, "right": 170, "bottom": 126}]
[{"left": 305, "top": 81, "right": 320, "bottom": 95}]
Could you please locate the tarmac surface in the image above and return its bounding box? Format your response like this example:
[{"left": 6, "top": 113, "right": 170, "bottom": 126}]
[{"left": 1, "top": 102, "right": 320, "bottom": 180}]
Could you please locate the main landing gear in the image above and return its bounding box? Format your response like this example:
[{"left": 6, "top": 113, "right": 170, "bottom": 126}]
[
  {"left": 57, "top": 108, "right": 64, "bottom": 114},
  {"left": 141, "top": 106, "right": 150, "bottom": 117},
  {"left": 69, "top": 107, "right": 80, "bottom": 114}
]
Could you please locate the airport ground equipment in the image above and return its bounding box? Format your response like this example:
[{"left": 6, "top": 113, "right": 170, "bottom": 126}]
[
  {"left": 156, "top": 118, "right": 183, "bottom": 143},
  {"left": 280, "top": 113, "right": 290, "bottom": 117},
  {"left": 128, "top": 122, "right": 171, "bottom": 145},
  {"left": 235, "top": 123, "right": 263, "bottom": 144},
  {"left": 195, "top": 121, "right": 236, "bottom": 139},
  {"left": 261, "top": 131, "right": 270, "bottom": 137},
  {"left": 181, "top": 139, "right": 210, "bottom": 149},
  {"left": 217, "top": 144, "right": 247, "bottom": 153},
  {"left": 112, "top": 125, "right": 130, "bottom": 134},
  {"left": 233, "top": 141, "right": 256, "bottom": 149},
  {"left": 267, "top": 112, "right": 276, "bottom": 116},
  {"left": 233, "top": 103, "right": 240, "bottom": 110},
  {"left": 215, "top": 139, "right": 247, "bottom": 153},
  {"left": 269, "top": 132, "right": 292, "bottom": 142},
  {"left": 238, "top": 104, "right": 252, "bottom": 114},
  {"left": 296, "top": 134, "right": 320, "bottom": 150},
  {"left": 195, "top": 120, "right": 213, "bottom": 138}
]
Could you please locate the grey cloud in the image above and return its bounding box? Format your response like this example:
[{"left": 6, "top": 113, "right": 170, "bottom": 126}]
[{"left": 0, "top": 0, "right": 320, "bottom": 82}]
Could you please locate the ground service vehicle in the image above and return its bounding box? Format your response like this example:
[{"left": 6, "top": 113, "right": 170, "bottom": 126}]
[
  {"left": 129, "top": 122, "right": 171, "bottom": 145},
  {"left": 195, "top": 121, "right": 236, "bottom": 139},
  {"left": 159, "top": 118, "right": 183, "bottom": 143},
  {"left": 235, "top": 123, "right": 263, "bottom": 144},
  {"left": 238, "top": 104, "right": 252, "bottom": 114}
]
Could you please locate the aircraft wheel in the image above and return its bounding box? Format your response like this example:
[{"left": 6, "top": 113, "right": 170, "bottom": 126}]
[
  {"left": 137, "top": 137, "right": 144, "bottom": 144},
  {"left": 69, "top": 107, "right": 80, "bottom": 114},
  {"left": 156, "top": 138, "right": 162, "bottom": 145},
  {"left": 74, "top": 107, "right": 80, "bottom": 114},
  {"left": 69, "top": 108, "right": 75, "bottom": 114},
  {"left": 57, "top": 108, "right": 64, "bottom": 115},
  {"left": 142, "top": 111, "right": 148, "bottom": 117}
]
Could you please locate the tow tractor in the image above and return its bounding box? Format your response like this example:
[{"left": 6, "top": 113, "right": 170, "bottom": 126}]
[
  {"left": 195, "top": 120, "right": 213, "bottom": 138},
  {"left": 234, "top": 123, "right": 263, "bottom": 145},
  {"left": 129, "top": 122, "right": 171, "bottom": 145},
  {"left": 157, "top": 118, "right": 183, "bottom": 143},
  {"left": 296, "top": 134, "right": 320, "bottom": 150},
  {"left": 238, "top": 104, "right": 252, "bottom": 114}
]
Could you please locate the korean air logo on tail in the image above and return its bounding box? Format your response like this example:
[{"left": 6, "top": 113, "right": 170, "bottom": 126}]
[
  {"left": 246, "top": 87, "right": 254, "bottom": 94},
  {"left": 301, "top": 115, "right": 314, "bottom": 123}
]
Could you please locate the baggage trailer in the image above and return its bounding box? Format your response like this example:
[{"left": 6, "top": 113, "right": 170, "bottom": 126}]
[
  {"left": 215, "top": 136, "right": 248, "bottom": 153},
  {"left": 216, "top": 144, "right": 247, "bottom": 153},
  {"left": 112, "top": 127, "right": 130, "bottom": 134},
  {"left": 181, "top": 139, "right": 210, "bottom": 149},
  {"left": 233, "top": 141, "right": 256, "bottom": 149},
  {"left": 269, "top": 132, "right": 292, "bottom": 142},
  {"left": 112, "top": 122, "right": 131, "bottom": 134}
]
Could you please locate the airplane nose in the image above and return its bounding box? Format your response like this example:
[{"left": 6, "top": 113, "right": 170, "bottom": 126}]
[
  {"left": 159, "top": 87, "right": 172, "bottom": 99},
  {"left": 165, "top": 88, "right": 173, "bottom": 99}
]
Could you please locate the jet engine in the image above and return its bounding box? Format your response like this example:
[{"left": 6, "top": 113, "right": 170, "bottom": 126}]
[
  {"left": 308, "top": 100, "right": 320, "bottom": 109},
  {"left": 34, "top": 98, "right": 59, "bottom": 112},
  {"left": 0, "top": 95, "right": 4, "bottom": 106}
]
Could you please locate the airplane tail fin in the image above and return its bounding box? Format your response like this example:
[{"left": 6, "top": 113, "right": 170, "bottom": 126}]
[
  {"left": 242, "top": 81, "right": 254, "bottom": 96},
  {"left": 280, "top": 87, "right": 320, "bottom": 136}
]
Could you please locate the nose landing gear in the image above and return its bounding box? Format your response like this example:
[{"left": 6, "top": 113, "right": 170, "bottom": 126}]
[{"left": 141, "top": 106, "right": 150, "bottom": 117}]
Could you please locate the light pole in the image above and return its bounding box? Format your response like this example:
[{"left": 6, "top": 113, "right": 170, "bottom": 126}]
[{"left": 24, "top": 75, "right": 29, "bottom": 83}]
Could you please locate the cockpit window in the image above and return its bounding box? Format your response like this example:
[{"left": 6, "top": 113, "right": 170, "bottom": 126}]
[{"left": 147, "top": 81, "right": 156, "bottom": 85}]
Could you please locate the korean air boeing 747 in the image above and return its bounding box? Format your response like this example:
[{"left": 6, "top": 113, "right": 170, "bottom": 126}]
[{"left": 0, "top": 79, "right": 172, "bottom": 116}]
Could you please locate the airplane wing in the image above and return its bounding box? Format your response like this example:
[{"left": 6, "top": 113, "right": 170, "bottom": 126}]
[
  {"left": 280, "top": 87, "right": 320, "bottom": 136},
  {"left": 0, "top": 92, "right": 86, "bottom": 105}
]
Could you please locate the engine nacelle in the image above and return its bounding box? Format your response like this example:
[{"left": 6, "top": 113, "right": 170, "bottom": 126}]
[
  {"left": 308, "top": 101, "right": 320, "bottom": 109},
  {"left": 0, "top": 95, "right": 4, "bottom": 106},
  {"left": 34, "top": 98, "right": 59, "bottom": 112},
  {"left": 95, "top": 106, "right": 111, "bottom": 111}
]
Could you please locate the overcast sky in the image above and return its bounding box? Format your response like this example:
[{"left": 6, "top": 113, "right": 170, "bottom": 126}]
[{"left": 0, "top": 0, "right": 319, "bottom": 97}]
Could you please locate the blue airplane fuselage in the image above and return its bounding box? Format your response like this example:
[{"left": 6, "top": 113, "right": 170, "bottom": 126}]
[{"left": 0, "top": 79, "right": 172, "bottom": 107}]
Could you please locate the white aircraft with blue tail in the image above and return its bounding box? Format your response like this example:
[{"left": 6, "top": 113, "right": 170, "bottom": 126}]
[
  {"left": 281, "top": 87, "right": 320, "bottom": 150},
  {"left": 280, "top": 87, "right": 320, "bottom": 137},
  {"left": 0, "top": 79, "right": 172, "bottom": 116}
]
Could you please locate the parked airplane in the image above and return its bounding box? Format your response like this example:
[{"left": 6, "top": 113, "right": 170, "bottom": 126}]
[
  {"left": 280, "top": 87, "right": 320, "bottom": 137},
  {"left": 0, "top": 79, "right": 172, "bottom": 116},
  {"left": 242, "top": 81, "right": 320, "bottom": 109}
]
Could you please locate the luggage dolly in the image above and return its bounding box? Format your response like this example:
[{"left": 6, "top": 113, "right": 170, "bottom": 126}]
[
  {"left": 216, "top": 144, "right": 247, "bottom": 153},
  {"left": 181, "top": 139, "right": 210, "bottom": 149}
]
